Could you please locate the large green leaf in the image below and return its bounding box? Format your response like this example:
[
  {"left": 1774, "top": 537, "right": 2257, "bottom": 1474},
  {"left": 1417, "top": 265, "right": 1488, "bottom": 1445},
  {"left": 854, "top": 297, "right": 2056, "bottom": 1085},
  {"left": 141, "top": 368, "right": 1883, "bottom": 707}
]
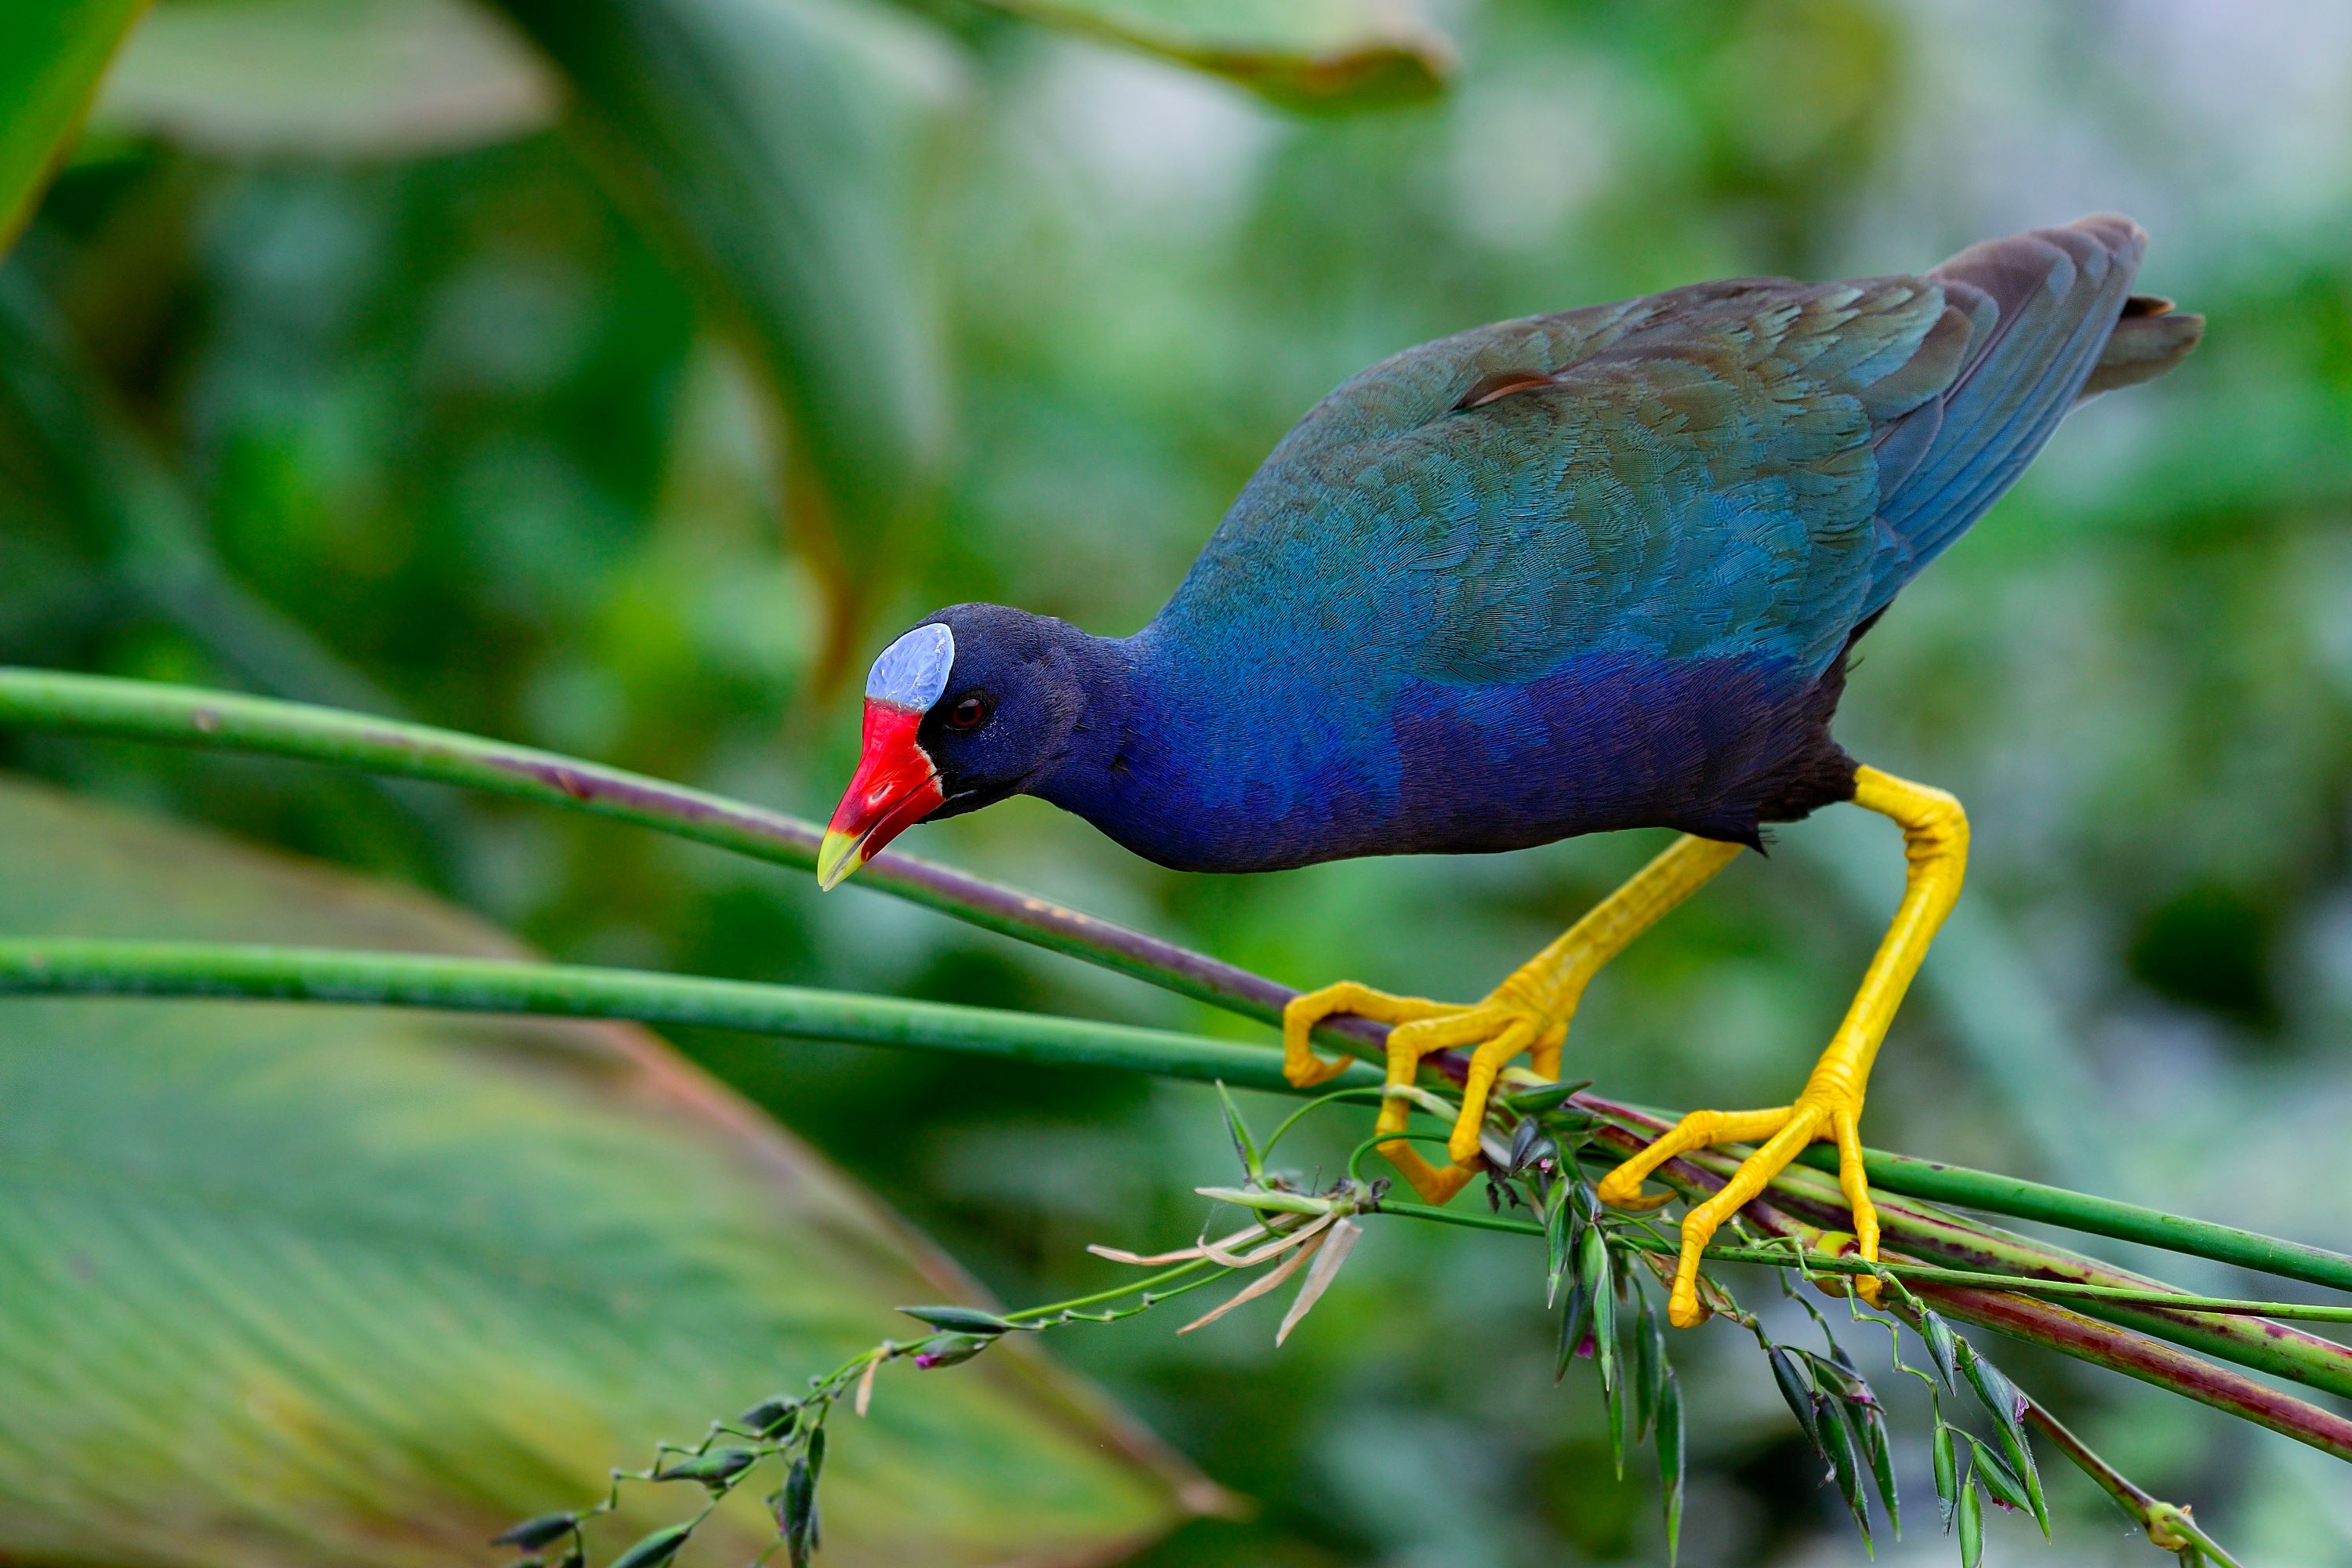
[
  {"left": 0, "top": 772, "right": 1200, "bottom": 1566},
  {"left": 488, "top": 0, "right": 958, "bottom": 677},
  {"left": 0, "top": 0, "right": 155, "bottom": 252},
  {"left": 975, "top": 0, "right": 1453, "bottom": 109},
  {"left": 93, "top": 0, "right": 557, "bottom": 158}
]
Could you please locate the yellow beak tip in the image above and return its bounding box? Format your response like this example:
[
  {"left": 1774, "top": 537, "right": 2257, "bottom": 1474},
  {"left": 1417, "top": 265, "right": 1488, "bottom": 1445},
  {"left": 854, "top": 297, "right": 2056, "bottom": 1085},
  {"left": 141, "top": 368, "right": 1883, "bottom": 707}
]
[{"left": 815, "top": 830, "right": 863, "bottom": 891}]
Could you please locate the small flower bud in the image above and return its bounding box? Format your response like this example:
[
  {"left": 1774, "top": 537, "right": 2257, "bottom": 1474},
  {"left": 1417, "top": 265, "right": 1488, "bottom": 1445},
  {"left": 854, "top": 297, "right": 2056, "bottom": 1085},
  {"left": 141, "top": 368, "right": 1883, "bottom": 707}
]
[
  {"left": 490, "top": 1514, "right": 576, "bottom": 1552},
  {"left": 610, "top": 1525, "right": 691, "bottom": 1568},
  {"left": 895, "top": 1305, "right": 1014, "bottom": 1336},
  {"left": 739, "top": 1397, "right": 800, "bottom": 1438},
  {"left": 781, "top": 1455, "right": 822, "bottom": 1566},
  {"left": 654, "top": 1446, "right": 758, "bottom": 1487},
  {"left": 913, "top": 1332, "right": 996, "bottom": 1370}
]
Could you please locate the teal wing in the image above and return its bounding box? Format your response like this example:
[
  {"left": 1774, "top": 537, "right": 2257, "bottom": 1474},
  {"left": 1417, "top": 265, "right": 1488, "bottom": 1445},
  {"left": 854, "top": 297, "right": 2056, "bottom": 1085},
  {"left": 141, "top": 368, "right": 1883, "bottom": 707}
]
[{"left": 1175, "top": 216, "right": 2163, "bottom": 689}]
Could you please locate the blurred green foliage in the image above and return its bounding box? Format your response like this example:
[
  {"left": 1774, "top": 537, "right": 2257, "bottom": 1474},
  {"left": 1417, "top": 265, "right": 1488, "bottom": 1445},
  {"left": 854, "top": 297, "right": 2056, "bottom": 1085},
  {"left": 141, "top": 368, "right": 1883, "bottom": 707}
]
[
  {"left": 5, "top": 0, "right": 2352, "bottom": 1563},
  {"left": 0, "top": 775, "right": 1191, "bottom": 1567},
  {"left": 0, "top": 0, "right": 150, "bottom": 249}
]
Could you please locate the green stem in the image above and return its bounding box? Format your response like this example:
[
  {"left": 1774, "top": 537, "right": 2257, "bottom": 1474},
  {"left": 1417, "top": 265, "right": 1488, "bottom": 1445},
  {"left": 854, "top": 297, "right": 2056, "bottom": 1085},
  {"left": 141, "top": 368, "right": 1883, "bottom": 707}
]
[
  {"left": 13, "top": 669, "right": 2352, "bottom": 1464},
  {"left": 0, "top": 667, "right": 1387, "bottom": 1057},
  {"left": 14, "top": 913, "right": 2326, "bottom": 1338},
  {"left": 8, "top": 938, "right": 2352, "bottom": 1466},
  {"left": 2025, "top": 1403, "right": 2245, "bottom": 1567},
  {"left": 1791, "top": 1142, "right": 2352, "bottom": 1295},
  {"left": 0, "top": 936, "right": 1378, "bottom": 1094},
  {"left": 1384, "top": 1198, "right": 2352, "bottom": 1319},
  {"left": 1693, "top": 1137, "right": 2352, "bottom": 1402},
  {"left": 16, "top": 928, "right": 2344, "bottom": 1324},
  {"left": 1918, "top": 1279, "right": 2352, "bottom": 1463},
  {"left": 1581, "top": 1096, "right": 2352, "bottom": 1402},
  {"left": 1578, "top": 1091, "right": 2352, "bottom": 1294},
  {"left": 1570, "top": 1118, "right": 2352, "bottom": 1465},
  {"left": 9, "top": 668, "right": 2348, "bottom": 1303},
  {"left": 1005, "top": 1257, "right": 1221, "bottom": 1323}
]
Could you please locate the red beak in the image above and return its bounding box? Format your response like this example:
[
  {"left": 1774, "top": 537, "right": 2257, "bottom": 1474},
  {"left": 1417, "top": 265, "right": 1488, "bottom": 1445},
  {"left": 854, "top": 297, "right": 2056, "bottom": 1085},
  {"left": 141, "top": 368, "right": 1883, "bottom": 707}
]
[{"left": 817, "top": 700, "right": 946, "bottom": 889}]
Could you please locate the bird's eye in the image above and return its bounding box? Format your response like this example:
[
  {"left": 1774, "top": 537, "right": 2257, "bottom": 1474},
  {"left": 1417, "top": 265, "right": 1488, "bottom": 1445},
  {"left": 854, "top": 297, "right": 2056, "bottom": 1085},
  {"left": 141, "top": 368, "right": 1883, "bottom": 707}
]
[{"left": 946, "top": 695, "right": 989, "bottom": 730}]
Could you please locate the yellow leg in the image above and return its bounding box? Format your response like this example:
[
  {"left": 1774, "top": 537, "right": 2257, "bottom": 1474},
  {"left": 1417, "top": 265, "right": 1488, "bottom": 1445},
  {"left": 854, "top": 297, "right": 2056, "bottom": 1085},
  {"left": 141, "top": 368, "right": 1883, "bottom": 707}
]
[
  {"left": 1596, "top": 766, "right": 1968, "bottom": 1327},
  {"left": 1283, "top": 833, "right": 1743, "bottom": 1203}
]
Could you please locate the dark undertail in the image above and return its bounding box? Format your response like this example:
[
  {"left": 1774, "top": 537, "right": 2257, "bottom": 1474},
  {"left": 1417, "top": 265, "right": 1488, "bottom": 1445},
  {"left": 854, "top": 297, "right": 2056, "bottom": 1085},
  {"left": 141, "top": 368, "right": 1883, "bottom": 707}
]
[{"left": 1740, "top": 612, "right": 1882, "bottom": 836}]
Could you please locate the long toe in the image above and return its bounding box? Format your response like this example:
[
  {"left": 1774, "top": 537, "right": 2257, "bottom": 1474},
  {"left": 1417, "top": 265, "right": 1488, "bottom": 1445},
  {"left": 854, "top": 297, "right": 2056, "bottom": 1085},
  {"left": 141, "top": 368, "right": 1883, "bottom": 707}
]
[
  {"left": 1380, "top": 1138, "right": 1479, "bottom": 1204},
  {"left": 1595, "top": 1103, "right": 1831, "bottom": 1327}
]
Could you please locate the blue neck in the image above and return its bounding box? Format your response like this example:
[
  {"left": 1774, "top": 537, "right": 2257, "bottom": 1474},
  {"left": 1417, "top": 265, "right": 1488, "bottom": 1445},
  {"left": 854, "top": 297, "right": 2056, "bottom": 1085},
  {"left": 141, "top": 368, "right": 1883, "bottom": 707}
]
[
  {"left": 1032, "top": 620, "right": 1813, "bottom": 870},
  {"left": 1031, "top": 623, "right": 1403, "bottom": 873}
]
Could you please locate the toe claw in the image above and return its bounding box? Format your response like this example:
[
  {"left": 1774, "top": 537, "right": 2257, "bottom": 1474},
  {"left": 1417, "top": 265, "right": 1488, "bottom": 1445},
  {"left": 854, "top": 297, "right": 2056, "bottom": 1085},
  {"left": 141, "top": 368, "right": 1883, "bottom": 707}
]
[
  {"left": 1599, "top": 1181, "right": 1675, "bottom": 1214},
  {"left": 1283, "top": 1051, "right": 1352, "bottom": 1090},
  {"left": 1290, "top": 976, "right": 1566, "bottom": 1209},
  {"left": 1810, "top": 1231, "right": 1884, "bottom": 1306},
  {"left": 1666, "top": 1283, "right": 1708, "bottom": 1330},
  {"left": 1603, "top": 1099, "right": 1883, "bottom": 1329},
  {"left": 1380, "top": 1138, "right": 1479, "bottom": 1204}
]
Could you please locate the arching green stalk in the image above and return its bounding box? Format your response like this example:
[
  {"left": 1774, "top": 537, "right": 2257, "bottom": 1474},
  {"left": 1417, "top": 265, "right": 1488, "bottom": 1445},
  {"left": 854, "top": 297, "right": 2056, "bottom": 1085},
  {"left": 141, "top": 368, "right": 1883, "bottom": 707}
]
[
  {"left": 0, "top": 667, "right": 1385, "bottom": 1054},
  {"left": 6, "top": 667, "right": 2349, "bottom": 1298},
  {"left": 5, "top": 931, "right": 2352, "bottom": 1462},
  {"left": 0, "top": 935, "right": 1372, "bottom": 1093}
]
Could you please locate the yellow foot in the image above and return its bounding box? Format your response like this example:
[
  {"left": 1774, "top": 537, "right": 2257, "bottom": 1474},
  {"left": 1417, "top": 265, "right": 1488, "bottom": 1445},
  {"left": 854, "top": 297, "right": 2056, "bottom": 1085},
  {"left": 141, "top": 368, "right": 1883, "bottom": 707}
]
[
  {"left": 1595, "top": 1089, "right": 1880, "bottom": 1328},
  {"left": 1282, "top": 978, "right": 1567, "bottom": 1206},
  {"left": 1594, "top": 766, "right": 1965, "bottom": 1329},
  {"left": 1279, "top": 834, "right": 1748, "bottom": 1208}
]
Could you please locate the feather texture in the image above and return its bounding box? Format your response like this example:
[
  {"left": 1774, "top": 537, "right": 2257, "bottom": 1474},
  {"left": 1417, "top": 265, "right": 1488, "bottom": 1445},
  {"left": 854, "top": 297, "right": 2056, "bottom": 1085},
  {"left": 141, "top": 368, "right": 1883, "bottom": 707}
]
[{"left": 1019, "top": 219, "right": 2199, "bottom": 872}]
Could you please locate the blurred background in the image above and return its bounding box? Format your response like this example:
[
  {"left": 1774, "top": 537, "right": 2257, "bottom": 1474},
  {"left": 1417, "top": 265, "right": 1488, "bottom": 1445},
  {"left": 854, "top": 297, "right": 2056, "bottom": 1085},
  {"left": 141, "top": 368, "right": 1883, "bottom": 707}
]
[{"left": 5, "top": 0, "right": 2352, "bottom": 1563}]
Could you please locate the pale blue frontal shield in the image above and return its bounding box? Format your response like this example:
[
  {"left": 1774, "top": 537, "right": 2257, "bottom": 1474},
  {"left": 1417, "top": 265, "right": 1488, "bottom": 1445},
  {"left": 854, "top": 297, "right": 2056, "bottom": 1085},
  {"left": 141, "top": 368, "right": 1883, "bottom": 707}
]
[{"left": 866, "top": 622, "right": 955, "bottom": 711}]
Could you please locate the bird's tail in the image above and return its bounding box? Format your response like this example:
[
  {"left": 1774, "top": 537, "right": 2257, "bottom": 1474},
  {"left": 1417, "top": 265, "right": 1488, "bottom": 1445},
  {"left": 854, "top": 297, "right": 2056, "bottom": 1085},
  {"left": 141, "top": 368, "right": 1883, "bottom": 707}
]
[
  {"left": 2083, "top": 291, "right": 2205, "bottom": 396},
  {"left": 1867, "top": 215, "right": 2202, "bottom": 610}
]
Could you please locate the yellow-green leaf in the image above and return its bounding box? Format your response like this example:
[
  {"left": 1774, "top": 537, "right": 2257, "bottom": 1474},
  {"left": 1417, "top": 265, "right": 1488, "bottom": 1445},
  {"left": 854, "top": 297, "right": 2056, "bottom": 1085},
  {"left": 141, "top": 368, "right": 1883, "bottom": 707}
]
[
  {"left": 0, "top": 0, "right": 154, "bottom": 253},
  {"left": 976, "top": 0, "right": 1454, "bottom": 110},
  {"left": 93, "top": 0, "right": 557, "bottom": 158},
  {"left": 0, "top": 773, "right": 1201, "bottom": 1566}
]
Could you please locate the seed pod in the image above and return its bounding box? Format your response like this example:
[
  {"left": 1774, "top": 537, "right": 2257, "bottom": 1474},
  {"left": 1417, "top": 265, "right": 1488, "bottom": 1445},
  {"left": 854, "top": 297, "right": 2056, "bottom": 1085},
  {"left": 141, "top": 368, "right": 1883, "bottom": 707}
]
[
  {"left": 1657, "top": 1372, "right": 1686, "bottom": 1566},
  {"left": 1957, "top": 1475, "right": 1984, "bottom": 1568},
  {"left": 1968, "top": 1439, "right": 2031, "bottom": 1513},
  {"left": 895, "top": 1305, "right": 1014, "bottom": 1336},
  {"left": 1802, "top": 1347, "right": 1869, "bottom": 1405},
  {"left": 1960, "top": 1345, "right": 2047, "bottom": 1534},
  {"left": 1918, "top": 1312, "right": 1960, "bottom": 1392},
  {"left": 781, "top": 1456, "right": 821, "bottom": 1567},
  {"left": 1958, "top": 1343, "right": 2024, "bottom": 1443},
  {"left": 1932, "top": 1424, "right": 1958, "bottom": 1530},
  {"left": 1858, "top": 1399, "right": 1899, "bottom": 1535},
  {"left": 1606, "top": 1327, "right": 1628, "bottom": 1477},
  {"left": 1544, "top": 1180, "right": 1581, "bottom": 1308},
  {"left": 1506, "top": 1116, "right": 1546, "bottom": 1178},
  {"left": 1506, "top": 1079, "right": 1593, "bottom": 1114},
  {"left": 739, "top": 1397, "right": 799, "bottom": 1438},
  {"left": 1814, "top": 1391, "right": 1871, "bottom": 1545},
  {"left": 491, "top": 1515, "right": 577, "bottom": 1552},
  {"left": 1767, "top": 1344, "right": 1820, "bottom": 1455},
  {"left": 1581, "top": 1225, "right": 1615, "bottom": 1396},
  {"left": 913, "top": 1332, "right": 996, "bottom": 1370},
  {"left": 610, "top": 1525, "right": 691, "bottom": 1568},
  {"left": 1214, "top": 1082, "right": 1261, "bottom": 1178},
  {"left": 655, "top": 1446, "right": 758, "bottom": 1487},
  {"left": 1554, "top": 1265, "right": 1592, "bottom": 1385},
  {"left": 1634, "top": 1292, "right": 1665, "bottom": 1442}
]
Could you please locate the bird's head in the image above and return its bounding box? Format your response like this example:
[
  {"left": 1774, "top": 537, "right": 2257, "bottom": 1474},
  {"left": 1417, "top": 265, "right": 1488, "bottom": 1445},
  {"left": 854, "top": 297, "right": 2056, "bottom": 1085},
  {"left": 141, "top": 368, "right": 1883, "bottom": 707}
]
[{"left": 818, "top": 603, "right": 1099, "bottom": 889}]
